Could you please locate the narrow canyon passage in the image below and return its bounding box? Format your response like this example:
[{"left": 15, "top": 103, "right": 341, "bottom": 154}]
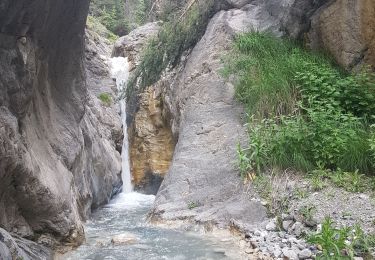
[
  {"left": 1, "top": 1, "right": 374, "bottom": 259},
  {"left": 63, "top": 55, "right": 238, "bottom": 260}
]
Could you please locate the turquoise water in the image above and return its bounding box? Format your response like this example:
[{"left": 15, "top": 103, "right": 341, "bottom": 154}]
[{"left": 64, "top": 193, "right": 237, "bottom": 260}]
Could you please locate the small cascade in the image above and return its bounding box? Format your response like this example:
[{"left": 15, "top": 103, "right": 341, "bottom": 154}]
[{"left": 110, "top": 57, "right": 132, "bottom": 193}]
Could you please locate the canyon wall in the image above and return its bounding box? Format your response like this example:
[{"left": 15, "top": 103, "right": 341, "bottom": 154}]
[
  {"left": 0, "top": 0, "right": 374, "bottom": 258},
  {"left": 133, "top": 0, "right": 375, "bottom": 228},
  {"left": 0, "top": 0, "right": 122, "bottom": 258},
  {"left": 113, "top": 0, "right": 374, "bottom": 229}
]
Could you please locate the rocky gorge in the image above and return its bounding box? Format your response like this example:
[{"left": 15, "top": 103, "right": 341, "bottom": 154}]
[{"left": 0, "top": 0, "right": 375, "bottom": 259}]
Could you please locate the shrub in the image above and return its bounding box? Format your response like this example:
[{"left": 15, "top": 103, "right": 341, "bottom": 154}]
[
  {"left": 295, "top": 65, "right": 375, "bottom": 120},
  {"left": 242, "top": 105, "right": 371, "bottom": 174},
  {"left": 227, "top": 32, "right": 375, "bottom": 177}
]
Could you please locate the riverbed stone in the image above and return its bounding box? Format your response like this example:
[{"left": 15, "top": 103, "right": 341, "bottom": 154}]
[
  {"left": 282, "top": 248, "right": 299, "bottom": 260},
  {"left": 266, "top": 220, "right": 277, "bottom": 231},
  {"left": 298, "top": 248, "right": 312, "bottom": 259},
  {"left": 283, "top": 220, "right": 293, "bottom": 231},
  {"left": 111, "top": 233, "right": 138, "bottom": 245}
]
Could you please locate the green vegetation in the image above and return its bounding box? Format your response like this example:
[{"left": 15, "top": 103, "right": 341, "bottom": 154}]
[
  {"left": 308, "top": 217, "right": 375, "bottom": 259},
  {"left": 89, "top": 0, "right": 129, "bottom": 36},
  {"left": 187, "top": 201, "right": 199, "bottom": 210},
  {"left": 86, "top": 15, "right": 119, "bottom": 42},
  {"left": 126, "top": 0, "right": 215, "bottom": 98},
  {"left": 89, "top": 0, "right": 152, "bottom": 36},
  {"left": 225, "top": 32, "right": 375, "bottom": 181},
  {"left": 98, "top": 93, "right": 112, "bottom": 106},
  {"left": 308, "top": 169, "right": 374, "bottom": 193},
  {"left": 253, "top": 173, "right": 290, "bottom": 217},
  {"left": 299, "top": 205, "right": 316, "bottom": 224}
]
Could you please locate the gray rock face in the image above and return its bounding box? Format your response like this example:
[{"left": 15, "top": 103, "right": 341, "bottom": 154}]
[
  {"left": 0, "top": 0, "right": 121, "bottom": 257},
  {"left": 150, "top": 3, "right": 284, "bottom": 227},
  {"left": 149, "top": 0, "right": 330, "bottom": 231},
  {"left": 0, "top": 228, "right": 51, "bottom": 260}
]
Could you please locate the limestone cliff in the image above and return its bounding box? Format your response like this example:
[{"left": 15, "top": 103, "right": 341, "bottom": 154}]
[
  {"left": 130, "top": 87, "right": 175, "bottom": 194},
  {"left": 0, "top": 1, "right": 122, "bottom": 258},
  {"left": 132, "top": 0, "right": 374, "bottom": 229}
]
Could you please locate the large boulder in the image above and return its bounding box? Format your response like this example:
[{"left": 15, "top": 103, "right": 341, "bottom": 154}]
[{"left": 307, "top": 0, "right": 375, "bottom": 69}]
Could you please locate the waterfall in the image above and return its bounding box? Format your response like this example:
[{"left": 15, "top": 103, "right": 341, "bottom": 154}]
[{"left": 110, "top": 57, "right": 132, "bottom": 193}]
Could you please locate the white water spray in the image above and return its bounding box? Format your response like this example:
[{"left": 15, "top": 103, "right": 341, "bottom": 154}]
[{"left": 110, "top": 57, "right": 132, "bottom": 193}]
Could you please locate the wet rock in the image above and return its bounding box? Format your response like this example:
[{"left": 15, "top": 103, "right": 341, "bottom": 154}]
[
  {"left": 129, "top": 87, "right": 175, "bottom": 193},
  {"left": 111, "top": 233, "right": 138, "bottom": 245},
  {"left": 0, "top": 228, "right": 51, "bottom": 259}
]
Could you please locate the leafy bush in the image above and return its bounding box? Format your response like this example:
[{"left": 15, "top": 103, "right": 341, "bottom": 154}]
[
  {"left": 241, "top": 106, "right": 371, "bottom": 174},
  {"left": 296, "top": 65, "right": 375, "bottom": 120},
  {"left": 226, "top": 32, "right": 375, "bottom": 177}
]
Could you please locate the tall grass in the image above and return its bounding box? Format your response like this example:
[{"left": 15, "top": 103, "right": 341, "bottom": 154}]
[
  {"left": 225, "top": 32, "right": 375, "bottom": 176},
  {"left": 224, "top": 32, "right": 332, "bottom": 117}
]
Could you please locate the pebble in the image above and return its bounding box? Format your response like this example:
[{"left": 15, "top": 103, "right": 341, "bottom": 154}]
[
  {"left": 273, "top": 248, "right": 282, "bottom": 258},
  {"left": 266, "top": 221, "right": 277, "bottom": 231},
  {"left": 111, "top": 232, "right": 138, "bottom": 245},
  {"left": 283, "top": 220, "right": 293, "bottom": 231},
  {"left": 245, "top": 248, "right": 253, "bottom": 254},
  {"left": 282, "top": 248, "right": 299, "bottom": 260},
  {"left": 291, "top": 222, "right": 303, "bottom": 237},
  {"left": 239, "top": 239, "right": 247, "bottom": 248},
  {"left": 304, "top": 218, "right": 317, "bottom": 227},
  {"left": 298, "top": 248, "right": 312, "bottom": 259},
  {"left": 250, "top": 240, "right": 258, "bottom": 248}
]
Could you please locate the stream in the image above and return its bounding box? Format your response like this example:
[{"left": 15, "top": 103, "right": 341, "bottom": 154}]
[
  {"left": 63, "top": 192, "right": 237, "bottom": 260},
  {"left": 63, "top": 57, "right": 239, "bottom": 259}
]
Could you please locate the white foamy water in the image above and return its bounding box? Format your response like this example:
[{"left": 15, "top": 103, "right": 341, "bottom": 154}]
[
  {"left": 110, "top": 57, "right": 132, "bottom": 193},
  {"left": 109, "top": 192, "right": 155, "bottom": 209}
]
